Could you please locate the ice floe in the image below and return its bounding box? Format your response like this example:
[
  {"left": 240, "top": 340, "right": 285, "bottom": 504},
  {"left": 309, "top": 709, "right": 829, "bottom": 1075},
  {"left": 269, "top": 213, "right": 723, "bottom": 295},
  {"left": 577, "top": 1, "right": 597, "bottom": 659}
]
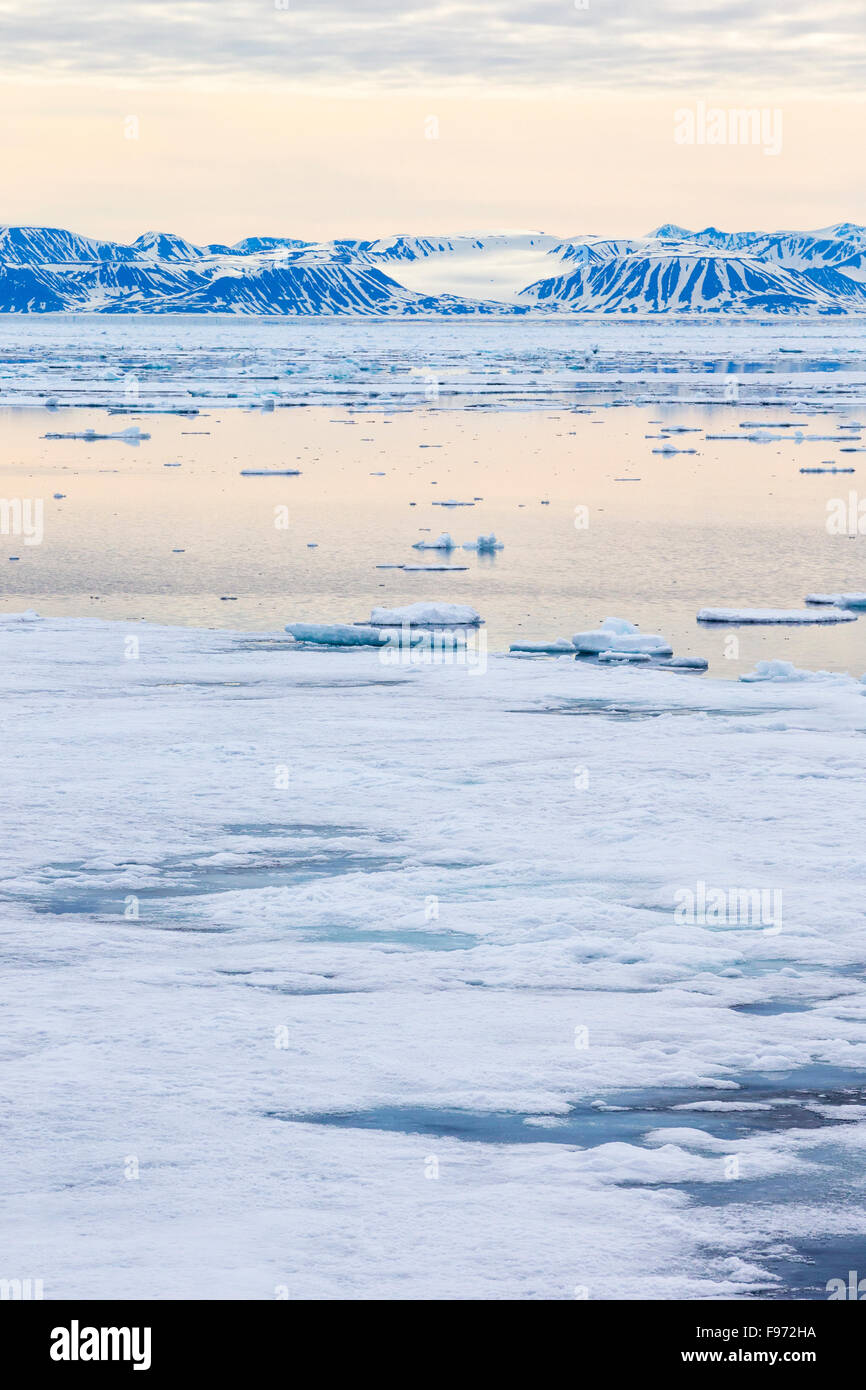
[
  {"left": 740, "top": 660, "right": 839, "bottom": 683},
  {"left": 4, "top": 615, "right": 866, "bottom": 1299},
  {"left": 286, "top": 623, "right": 388, "bottom": 647},
  {"left": 698, "top": 607, "right": 858, "bottom": 625},
  {"left": 463, "top": 534, "right": 504, "bottom": 553},
  {"left": 369, "top": 602, "right": 482, "bottom": 627},
  {"left": 412, "top": 533, "right": 456, "bottom": 551},
  {"left": 509, "top": 640, "right": 575, "bottom": 655},
  {"left": 43, "top": 425, "right": 150, "bottom": 442}
]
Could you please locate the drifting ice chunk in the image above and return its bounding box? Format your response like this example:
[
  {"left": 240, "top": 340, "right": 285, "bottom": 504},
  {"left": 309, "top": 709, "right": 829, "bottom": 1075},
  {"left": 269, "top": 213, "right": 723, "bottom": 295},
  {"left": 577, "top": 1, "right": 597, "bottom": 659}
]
[
  {"left": 836, "top": 594, "right": 866, "bottom": 610},
  {"left": 656, "top": 656, "right": 709, "bottom": 671},
  {"left": 412, "top": 533, "right": 456, "bottom": 551},
  {"left": 698, "top": 607, "right": 857, "bottom": 624},
  {"left": 0, "top": 609, "right": 40, "bottom": 623},
  {"left": 597, "top": 650, "right": 652, "bottom": 663},
  {"left": 463, "top": 534, "right": 504, "bottom": 553},
  {"left": 573, "top": 629, "right": 672, "bottom": 655},
  {"left": 370, "top": 602, "right": 482, "bottom": 627},
  {"left": 509, "top": 640, "right": 575, "bottom": 655},
  {"left": 285, "top": 623, "right": 387, "bottom": 647},
  {"left": 740, "top": 660, "right": 834, "bottom": 683},
  {"left": 600, "top": 617, "right": 638, "bottom": 635},
  {"left": 805, "top": 594, "right": 844, "bottom": 605},
  {"left": 43, "top": 426, "right": 150, "bottom": 442}
]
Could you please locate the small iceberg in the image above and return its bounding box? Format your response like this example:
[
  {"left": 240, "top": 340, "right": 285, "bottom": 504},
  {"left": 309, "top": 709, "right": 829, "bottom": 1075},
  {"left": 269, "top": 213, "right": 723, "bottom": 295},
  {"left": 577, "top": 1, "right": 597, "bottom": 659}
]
[
  {"left": 698, "top": 607, "right": 857, "bottom": 625},
  {"left": 836, "top": 594, "right": 866, "bottom": 610},
  {"left": 369, "top": 602, "right": 482, "bottom": 627},
  {"left": 462, "top": 534, "right": 503, "bottom": 553},
  {"left": 655, "top": 656, "right": 709, "bottom": 671},
  {"left": 573, "top": 618, "right": 672, "bottom": 656},
  {"left": 240, "top": 469, "right": 301, "bottom": 476},
  {"left": 597, "top": 649, "right": 652, "bottom": 663},
  {"left": 509, "top": 640, "right": 575, "bottom": 655},
  {"left": 412, "top": 533, "right": 456, "bottom": 552},
  {"left": 286, "top": 623, "right": 388, "bottom": 647}
]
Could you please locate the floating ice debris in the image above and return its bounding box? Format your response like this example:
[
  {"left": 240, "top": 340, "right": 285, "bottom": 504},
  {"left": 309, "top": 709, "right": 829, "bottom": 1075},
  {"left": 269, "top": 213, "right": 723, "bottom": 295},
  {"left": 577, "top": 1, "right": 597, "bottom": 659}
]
[
  {"left": 597, "top": 649, "right": 652, "bottom": 663},
  {"left": 573, "top": 627, "right": 672, "bottom": 655},
  {"left": 286, "top": 622, "right": 388, "bottom": 647},
  {"left": 412, "top": 533, "right": 456, "bottom": 551},
  {"left": 53, "top": 493, "right": 65, "bottom": 499},
  {"left": 698, "top": 607, "right": 858, "bottom": 625},
  {"left": 369, "top": 602, "right": 482, "bottom": 627},
  {"left": 431, "top": 499, "right": 475, "bottom": 507},
  {"left": 805, "top": 594, "right": 843, "bottom": 605},
  {"left": 740, "top": 660, "right": 835, "bottom": 683},
  {"left": 836, "top": 593, "right": 866, "bottom": 610},
  {"left": 599, "top": 617, "right": 638, "bottom": 635},
  {"left": 240, "top": 469, "right": 301, "bottom": 476},
  {"left": 651, "top": 447, "right": 697, "bottom": 455},
  {"left": 164, "top": 462, "right": 181, "bottom": 467},
  {"left": 462, "top": 534, "right": 503, "bottom": 553},
  {"left": 800, "top": 467, "right": 854, "bottom": 474},
  {"left": 656, "top": 656, "right": 709, "bottom": 671},
  {"left": 43, "top": 426, "right": 150, "bottom": 442},
  {"left": 0, "top": 609, "right": 39, "bottom": 622},
  {"left": 509, "top": 640, "right": 575, "bottom": 655},
  {"left": 401, "top": 564, "right": 469, "bottom": 572}
]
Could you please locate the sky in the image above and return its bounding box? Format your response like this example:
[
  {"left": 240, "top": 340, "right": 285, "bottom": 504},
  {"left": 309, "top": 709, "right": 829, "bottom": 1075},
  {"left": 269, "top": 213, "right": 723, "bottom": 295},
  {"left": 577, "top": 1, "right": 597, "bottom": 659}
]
[{"left": 0, "top": 0, "right": 863, "bottom": 242}]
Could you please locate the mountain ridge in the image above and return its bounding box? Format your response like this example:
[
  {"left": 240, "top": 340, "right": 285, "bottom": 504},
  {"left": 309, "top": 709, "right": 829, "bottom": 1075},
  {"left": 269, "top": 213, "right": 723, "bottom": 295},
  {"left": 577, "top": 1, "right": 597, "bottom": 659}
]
[{"left": 0, "top": 222, "right": 864, "bottom": 314}]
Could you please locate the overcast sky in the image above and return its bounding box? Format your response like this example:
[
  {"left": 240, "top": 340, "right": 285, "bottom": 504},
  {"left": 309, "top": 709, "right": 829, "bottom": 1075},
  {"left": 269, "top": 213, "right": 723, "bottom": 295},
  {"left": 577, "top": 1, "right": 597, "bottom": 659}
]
[{"left": 0, "top": 0, "right": 863, "bottom": 240}]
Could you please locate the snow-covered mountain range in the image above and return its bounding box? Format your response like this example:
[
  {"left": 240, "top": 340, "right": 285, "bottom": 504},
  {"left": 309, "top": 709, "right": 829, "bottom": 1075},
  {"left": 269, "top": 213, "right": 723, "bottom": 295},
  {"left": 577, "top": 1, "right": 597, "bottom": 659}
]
[{"left": 1, "top": 222, "right": 864, "bottom": 315}]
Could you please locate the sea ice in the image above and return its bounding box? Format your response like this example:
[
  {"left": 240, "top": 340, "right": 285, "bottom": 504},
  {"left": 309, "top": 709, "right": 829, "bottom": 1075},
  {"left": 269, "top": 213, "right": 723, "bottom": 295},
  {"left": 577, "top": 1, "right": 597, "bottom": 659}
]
[
  {"left": 43, "top": 426, "right": 150, "bottom": 442},
  {"left": 740, "top": 660, "right": 838, "bottom": 683},
  {"left": 698, "top": 607, "right": 858, "bottom": 625},
  {"left": 509, "top": 640, "right": 576, "bottom": 655},
  {"left": 369, "top": 603, "right": 482, "bottom": 627},
  {"left": 573, "top": 628, "right": 672, "bottom": 655},
  {"left": 412, "top": 533, "right": 456, "bottom": 551},
  {"left": 462, "top": 534, "right": 504, "bottom": 553},
  {"left": 286, "top": 623, "right": 388, "bottom": 647}
]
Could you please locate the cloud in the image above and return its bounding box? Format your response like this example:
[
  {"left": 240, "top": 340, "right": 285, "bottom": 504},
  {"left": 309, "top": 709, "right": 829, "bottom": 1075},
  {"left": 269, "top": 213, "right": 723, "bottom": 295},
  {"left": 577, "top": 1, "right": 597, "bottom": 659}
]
[{"left": 0, "top": 0, "right": 863, "bottom": 90}]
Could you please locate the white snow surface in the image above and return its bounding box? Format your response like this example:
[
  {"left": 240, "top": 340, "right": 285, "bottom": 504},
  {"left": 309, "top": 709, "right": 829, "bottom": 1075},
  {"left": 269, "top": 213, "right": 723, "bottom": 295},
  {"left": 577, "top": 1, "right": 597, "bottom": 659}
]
[{"left": 3, "top": 616, "right": 866, "bottom": 1300}]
